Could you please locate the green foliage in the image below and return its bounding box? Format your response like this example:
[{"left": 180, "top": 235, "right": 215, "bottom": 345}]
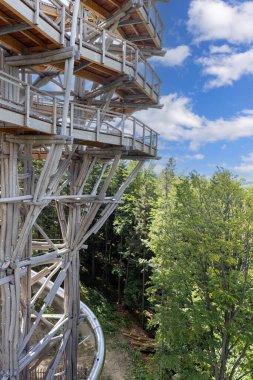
[
  {"left": 113, "top": 163, "right": 157, "bottom": 314},
  {"left": 34, "top": 297, "right": 56, "bottom": 314},
  {"left": 80, "top": 283, "right": 126, "bottom": 335},
  {"left": 148, "top": 169, "right": 253, "bottom": 380},
  {"left": 130, "top": 351, "right": 154, "bottom": 380}
]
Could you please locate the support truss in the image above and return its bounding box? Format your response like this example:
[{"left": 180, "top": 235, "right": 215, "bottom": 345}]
[{"left": 0, "top": 0, "right": 164, "bottom": 378}]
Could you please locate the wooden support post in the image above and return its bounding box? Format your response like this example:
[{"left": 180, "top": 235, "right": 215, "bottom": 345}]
[
  {"left": 34, "top": 0, "right": 39, "bottom": 25},
  {"left": 0, "top": 0, "right": 161, "bottom": 374},
  {"left": 135, "top": 49, "right": 139, "bottom": 79},
  {"left": 60, "top": 6, "right": 66, "bottom": 46},
  {"left": 25, "top": 84, "right": 30, "bottom": 127},
  {"left": 122, "top": 40, "right": 126, "bottom": 72},
  {"left": 96, "top": 108, "right": 100, "bottom": 141},
  {"left": 102, "top": 29, "right": 106, "bottom": 64}
]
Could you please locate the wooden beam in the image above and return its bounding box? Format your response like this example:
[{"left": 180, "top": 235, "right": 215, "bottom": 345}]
[
  {"left": 0, "top": 34, "right": 26, "bottom": 53},
  {"left": 20, "top": 30, "right": 47, "bottom": 49},
  {"left": 118, "top": 18, "right": 142, "bottom": 26},
  {"left": 82, "top": 75, "right": 128, "bottom": 99},
  {"left": 128, "top": 35, "right": 153, "bottom": 42},
  {"left": 0, "top": 22, "right": 32, "bottom": 35},
  {"left": 40, "top": 3, "right": 60, "bottom": 18},
  {"left": 74, "top": 60, "right": 92, "bottom": 73},
  {"left": 6, "top": 47, "right": 75, "bottom": 67},
  {"left": 80, "top": 0, "right": 109, "bottom": 19}
]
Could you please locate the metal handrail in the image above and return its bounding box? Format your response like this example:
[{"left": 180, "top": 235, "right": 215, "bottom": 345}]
[
  {"left": 22, "top": 0, "right": 161, "bottom": 96},
  {"left": 31, "top": 269, "right": 105, "bottom": 380},
  {"left": 0, "top": 72, "right": 158, "bottom": 151},
  {"left": 143, "top": 0, "right": 164, "bottom": 39},
  {"left": 78, "top": 19, "right": 161, "bottom": 94},
  {"left": 71, "top": 103, "right": 159, "bottom": 150}
]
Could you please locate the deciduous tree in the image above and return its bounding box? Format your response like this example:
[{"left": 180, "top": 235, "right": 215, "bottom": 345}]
[{"left": 149, "top": 170, "right": 253, "bottom": 380}]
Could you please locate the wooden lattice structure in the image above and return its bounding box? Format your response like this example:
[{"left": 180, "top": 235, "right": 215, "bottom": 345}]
[{"left": 0, "top": 0, "right": 165, "bottom": 378}]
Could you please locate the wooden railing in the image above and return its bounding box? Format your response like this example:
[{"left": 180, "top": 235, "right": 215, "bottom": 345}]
[
  {"left": 143, "top": 0, "right": 164, "bottom": 42},
  {"left": 31, "top": 0, "right": 164, "bottom": 45},
  {"left": 0, "top": 72, "right": 158, "bottom": 153},
  {"left": 70, "top": 103, "right": 158, "bottom": 152},
  {"left": 20, "top": 0, "right": 161, "bottom": 97}
]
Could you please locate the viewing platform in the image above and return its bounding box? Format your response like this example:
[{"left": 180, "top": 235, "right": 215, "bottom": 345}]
[
  {"left": 0, "top": 0, "right": 161, "bottom": 111},
  {"left": 81, "top": 0, "right": 164, "bottom": 53},
  {"left": 0, "top": 71, "right": 158, "bottom": 157},
  {"left": 0, "top": 0, "right": 163, "bottom": 376}
]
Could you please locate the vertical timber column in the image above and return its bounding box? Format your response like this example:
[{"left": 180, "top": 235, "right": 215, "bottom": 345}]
[
  {"left": 20, "top": 143, "right": 33, "bottom": 380},
  {"left": 61, "top": 3, "right": 82, "bottom": 371},
  {"left": 0, "top": 133, "right": 20, "bottom": 379},
  {"left": 62, "top": 0, "right": 80, "bottom": 136},
  {"left": 64, "top": 159, "right": 81, "bottom": 380}
]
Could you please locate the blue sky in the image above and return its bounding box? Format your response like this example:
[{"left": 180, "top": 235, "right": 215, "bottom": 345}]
[{"left": 137, "top": 0, "right": 253, "bottom": 181}]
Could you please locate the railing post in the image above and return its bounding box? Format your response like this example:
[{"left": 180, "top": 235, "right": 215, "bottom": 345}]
[
  {"left": 149, "top": 130, "right": 152, "bottom": 153},
  {"left": 133, "top": 118, "right": 136, "bottom": 147},
  {"left": 102, "top": 30, "right": 105, "bottom": 64},
  {"left": 121, "top": 116, "right": 125, "bottom": 145},
  {"left": 25, "top": 84, "right": 30, "bottom": 128},
  {"left": 144, "top": 63, "right": 147, "bottom": 89},
  {"left": 70, "top": 102, "right": 74, "bottom": 137},
  {"left": 52, "top": 97, "right": 57, "bottom": 134},
  {"left": 96, "top": 109, "right": 100, "bottom": 141},
  {"left": 79, "top": 16, "right": 83, "bottom": 51},
  {"left": 148, "top": 0, "right": 151, "bottom": 24},
  {"left": 135, "top": 49, "right": 139, "bottom": 80},
  {"left": 122, "top": 40, "right": 126, "bottom": 73},
  {"left": 83, "top": 11, "right": 88, "bottom": 41},
  {"left": 142, "top": 125, "right": 145, "bottom": 151},
  {"left": 34, "top": 0, "right": 39, "bottom": 25},
  {"left": 60, "top": 6, "right": 66, "bottom": 46},
  {"left": 151, "top": 72, "right": 154, "bottom": 97}
]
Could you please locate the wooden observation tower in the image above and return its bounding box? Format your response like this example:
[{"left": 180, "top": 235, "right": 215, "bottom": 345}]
[{"left": 0, "top": 0, "right": 164, "bottom": 378}]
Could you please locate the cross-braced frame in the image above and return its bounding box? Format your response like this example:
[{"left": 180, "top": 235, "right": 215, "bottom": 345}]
[{"left": 0, "top": 0, "right": 165, "bottom": 378}]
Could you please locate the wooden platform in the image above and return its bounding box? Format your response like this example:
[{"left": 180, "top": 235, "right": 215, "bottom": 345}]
[
  {"left": 0, "top": 0, "right": 161, "bottom": 112},
  {"left": 81, "top": 0, "right": 164, "bottom": 52},
  {"left": 0, "top": 70, "right": 158, "bottom": 157}
]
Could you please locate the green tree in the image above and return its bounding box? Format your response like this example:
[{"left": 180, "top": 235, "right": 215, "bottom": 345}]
[
  {"left": 113, "top": 162, "right": 157, "bottom": 322},
  {"left": 148, "top": 170, "right": 253, "bottom": 380}
]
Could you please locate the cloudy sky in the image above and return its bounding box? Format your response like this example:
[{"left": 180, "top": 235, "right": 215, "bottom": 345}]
[{"left": 137, "top": 0, "right": 253, "bottom": 180}]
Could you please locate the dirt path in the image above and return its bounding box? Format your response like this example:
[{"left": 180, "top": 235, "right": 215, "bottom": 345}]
[
  {"left": 100, "top": 334, "right": 134, "bottom": 380},
  {"left": 100, "top": 308, "right": 153, "bottom": 380}
]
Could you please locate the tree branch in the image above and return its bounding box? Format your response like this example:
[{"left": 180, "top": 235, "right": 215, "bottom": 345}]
[{"left": 229, "top": 343, "right": 249, "bottom": 380}]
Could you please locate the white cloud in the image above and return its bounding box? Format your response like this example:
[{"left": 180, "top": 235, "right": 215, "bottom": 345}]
[
  {"left": 184, "top": 153, "right": 205, "bottom": 160},
  {"left": 151, "top": 46, "right": 191, "bottom": 66},
  {"left": 188, "top": 0, "right": 253, "bottom": 44},
  {"left": 136, "top": 94, "right": 203, "bottom": 143},
  {"left": 235, "top": 153, "right": 253, "bottom": 173},
  {"left": 198, "top": 48, "right": 253, "bottom": 88},
  {"left": 190, "top": 154, "right": 205, "bottom": 160},
  {"left": 136, "top": 95, "right": 253, "bottom": 150},
  {"left": 209, "top": 44, "right": 233, "bottom": 54}
]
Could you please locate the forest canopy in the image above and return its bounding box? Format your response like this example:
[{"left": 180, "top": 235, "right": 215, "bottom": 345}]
[
  {"left": 40, "top": 160, "right": 253, "bottom": 380},
  {"left": 148, "top": 167, "right": 253, "bottom": 380}
]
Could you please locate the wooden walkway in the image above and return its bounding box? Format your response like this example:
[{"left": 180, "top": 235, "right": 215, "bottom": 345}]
[
  {"left": 0, "top": 0, "right": 164, "bottom": 378},
  {"left": 0, "top": 0, "right": 161, "bottom": 113},
  {"left": 0, "top": 70, "right": 158, "bottom": 157}
]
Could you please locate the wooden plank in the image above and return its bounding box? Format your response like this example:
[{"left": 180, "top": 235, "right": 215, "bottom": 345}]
[
  {"left": 80, "top": 0, "right": 109, "bottom": 19},
  {"left": 0, "top": 22, "right": 32, "bottom": 35},
  {"left": 6, "top": 47, "right": 74, "bottom": 66},
  {"left": 1, "top": 0, "right": 62, "bottom": 45},
  {"left": 0, "top": 34, "right": 25, "bottom": 53}
]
